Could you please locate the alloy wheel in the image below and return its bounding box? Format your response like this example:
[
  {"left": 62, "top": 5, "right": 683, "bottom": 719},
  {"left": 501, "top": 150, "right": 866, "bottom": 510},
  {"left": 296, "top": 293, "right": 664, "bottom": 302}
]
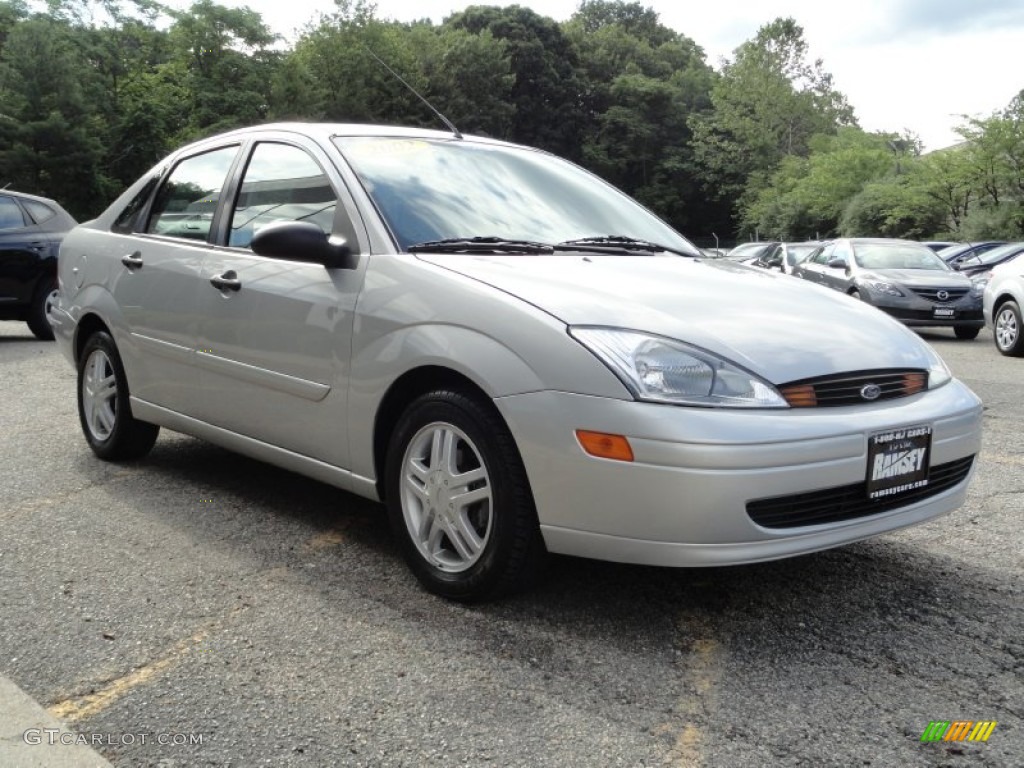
[
  {"left": 82, "top": 349, "right": 118, "bottom": 440},
  {"left": 995, "top": 307, "right": 1018, "bottom": 351},
  {"left": 400, "top": 421, "right": 493, "bottom": 573}
]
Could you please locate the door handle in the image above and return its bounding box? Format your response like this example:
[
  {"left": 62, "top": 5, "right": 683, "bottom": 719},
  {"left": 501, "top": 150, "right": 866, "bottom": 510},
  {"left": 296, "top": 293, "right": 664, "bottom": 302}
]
[
  {"left": 121, "top": 252, "right": 144, "bottom": 270},
  {"left": 210, "top": 270, "right": 241, "bottom": 291}
]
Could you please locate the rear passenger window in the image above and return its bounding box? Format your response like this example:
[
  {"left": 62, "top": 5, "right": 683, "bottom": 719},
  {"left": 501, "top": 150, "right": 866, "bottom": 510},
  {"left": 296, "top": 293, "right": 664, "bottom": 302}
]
[
  {"left": 147, "top": 146, "right": 238, "bottom": 241},
  {"left": 0, "top": 196, "right": 27, "bottom": 230},
  {"left": 112, "top": 177, "right": 159, "bottom": 234},
  {"left": 23, "top": 200, "right": 55, "bottom": 224}
]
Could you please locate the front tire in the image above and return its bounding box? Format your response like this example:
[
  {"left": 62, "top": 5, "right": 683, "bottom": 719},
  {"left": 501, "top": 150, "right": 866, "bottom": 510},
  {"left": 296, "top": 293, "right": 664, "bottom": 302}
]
[
  {"left": 954, "top": 325, "right": 980, "bottom": 340},
  {"left": 77, "top": 331, "right": 160, "bottom": 460},
  {"left": 384, "top": 389, "right": 546, "bottom": 601},
  {"left": 993, "top": 301, "right": 1024, "bottom": 356}
]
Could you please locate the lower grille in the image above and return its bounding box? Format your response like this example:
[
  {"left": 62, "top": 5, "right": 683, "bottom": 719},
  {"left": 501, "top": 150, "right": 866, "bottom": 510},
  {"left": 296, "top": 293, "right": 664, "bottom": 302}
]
[{"left": 747, "top": 456, "right": 975, "bottom": 529}]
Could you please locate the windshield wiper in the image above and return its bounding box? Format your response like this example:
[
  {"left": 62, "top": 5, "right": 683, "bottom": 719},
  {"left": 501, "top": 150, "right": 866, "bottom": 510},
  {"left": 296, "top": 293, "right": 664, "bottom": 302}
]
[
  {"left": 556, "top": 235, "right": 698, "bottom": 258},
  {"left": 408, "top": 237, "right": 554, "bottom": 254}
]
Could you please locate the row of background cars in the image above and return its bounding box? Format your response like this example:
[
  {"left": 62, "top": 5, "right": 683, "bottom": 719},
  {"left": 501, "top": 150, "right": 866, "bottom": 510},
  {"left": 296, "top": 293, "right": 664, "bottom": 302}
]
[
  {"left": 726, "top": 238, "right": 1024, "bottom": 356},
  {"left": 3, "top": 182, "right": 1021, "bottom": 358}
]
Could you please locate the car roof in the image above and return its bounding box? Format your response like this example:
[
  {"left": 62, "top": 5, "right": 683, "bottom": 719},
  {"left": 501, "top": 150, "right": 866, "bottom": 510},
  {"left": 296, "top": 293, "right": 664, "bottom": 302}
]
[
  {"left": 1, "top": 188, "right": 63, "bottom": 207},
  {"left": 198, "top": 122, "right": 515, "bottom": 150}
]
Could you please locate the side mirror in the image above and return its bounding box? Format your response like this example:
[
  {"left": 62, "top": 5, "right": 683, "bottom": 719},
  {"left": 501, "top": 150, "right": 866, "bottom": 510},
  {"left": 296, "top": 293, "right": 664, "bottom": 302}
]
[
  {"left": 827, "top": 257, "right": 848, "bottom": 270},
  {"left": 250, "top": 221, "right": 356, "bottom": 270}
]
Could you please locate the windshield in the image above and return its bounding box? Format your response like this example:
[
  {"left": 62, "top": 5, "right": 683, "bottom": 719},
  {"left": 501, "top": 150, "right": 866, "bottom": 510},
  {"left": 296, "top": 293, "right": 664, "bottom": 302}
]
[
  {"left": 333, "top": 137, "right": 697, "bottom": 253},
  {"left": 854, "top": 243, "right": 950, "bottom": 271},
  {"left": 937, "top": 244, "right": 969, "bottom": 260}
]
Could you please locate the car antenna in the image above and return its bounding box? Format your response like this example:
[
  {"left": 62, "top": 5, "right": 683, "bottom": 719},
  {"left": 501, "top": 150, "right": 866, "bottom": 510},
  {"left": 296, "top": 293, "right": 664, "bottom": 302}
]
[{"left": 364, "top": 48, "right": 462, "bottom": 140}]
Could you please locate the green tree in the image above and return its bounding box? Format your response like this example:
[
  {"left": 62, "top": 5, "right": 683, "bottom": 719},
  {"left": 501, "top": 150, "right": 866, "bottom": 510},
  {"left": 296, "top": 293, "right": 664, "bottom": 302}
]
[
  {"left": 445, "top": 4, "right": 583, "bottom": 157},
  {"left": 564, "top": 1, "right": 721, "bottom": 234},
  {"left": 742, "top": 128, "right": 899, "bottom": 238},
  {"left": 840, "top": 177, "right": 946, "bottom": 238},
  {"left": 166, "top": 0, "right": 278, "bottom": 138},
  {"left": 0, "top": 17, "right": 109, "bottom": 216},
  {"left": 690, "top": 18, "right": 855, "bottom": 210}
]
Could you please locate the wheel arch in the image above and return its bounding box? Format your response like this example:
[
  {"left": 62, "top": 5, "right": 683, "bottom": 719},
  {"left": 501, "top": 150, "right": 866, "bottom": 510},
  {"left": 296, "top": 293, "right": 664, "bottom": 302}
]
[
  {"left": 992, "top": 291, "right": 1019, "bottom": 316},
  {"left": 74, "top": 313, "right": 113, "bottom": 363},
  {"left": 372, "top": 365, "right": 497, "bottom": 501}
]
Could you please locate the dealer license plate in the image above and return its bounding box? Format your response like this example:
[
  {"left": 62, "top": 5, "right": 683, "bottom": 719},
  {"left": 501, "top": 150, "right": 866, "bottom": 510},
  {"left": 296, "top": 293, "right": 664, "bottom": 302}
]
[
  {"left": 933, "top": 307, "right": 956, "bottom": 318},
  {"left": 866, "top": 425, "right": 932, "bottom": 500}
]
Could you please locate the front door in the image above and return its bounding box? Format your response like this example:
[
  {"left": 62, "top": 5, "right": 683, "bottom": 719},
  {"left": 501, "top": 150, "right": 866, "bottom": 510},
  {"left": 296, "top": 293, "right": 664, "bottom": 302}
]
[{"left": 193, "top": 139, "right": 367, "bottom": 469}]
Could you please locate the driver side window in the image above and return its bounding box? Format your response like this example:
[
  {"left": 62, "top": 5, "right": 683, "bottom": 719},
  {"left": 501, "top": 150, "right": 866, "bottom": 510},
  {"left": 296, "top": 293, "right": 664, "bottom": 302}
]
[
  {"left": 812, "top": 244, "right": 834, "bottom": 264},
  {"left": 228, "top": 143, "right": 338, "bottom": 249}
]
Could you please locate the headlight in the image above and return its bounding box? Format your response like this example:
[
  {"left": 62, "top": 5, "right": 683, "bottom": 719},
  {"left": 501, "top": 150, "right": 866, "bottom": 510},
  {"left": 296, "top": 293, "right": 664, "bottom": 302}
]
[
  {"left": 861, "top": 279, "right": 904, "bottom": 297},
  {"left": 926, "top": 354, "right": 952, "bottom": 390},
  {"left": 970, "top": 275, "right": 989, "bottom": 296},
  {"left": 569, "top": 327, "right": 788, "bottom": 408}
]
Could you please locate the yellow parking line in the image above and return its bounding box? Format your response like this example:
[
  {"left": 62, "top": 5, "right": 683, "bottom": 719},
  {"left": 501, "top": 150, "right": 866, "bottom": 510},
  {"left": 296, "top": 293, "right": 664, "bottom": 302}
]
[{"left": 50, "top": 632, "right": 208, "bottom": 722}]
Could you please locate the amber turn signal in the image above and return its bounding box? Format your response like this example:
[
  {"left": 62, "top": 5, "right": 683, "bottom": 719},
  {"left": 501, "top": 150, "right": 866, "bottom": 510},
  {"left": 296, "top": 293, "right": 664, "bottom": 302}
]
[{"left": 575, "top": 430, "right": 634, "bottom": 462}]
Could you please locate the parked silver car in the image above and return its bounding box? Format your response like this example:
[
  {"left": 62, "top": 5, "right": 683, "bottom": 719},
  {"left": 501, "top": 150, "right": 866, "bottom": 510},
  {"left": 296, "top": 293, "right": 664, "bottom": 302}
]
[
  {"left": 983, "top": 252, "right": 1024, "bottom": 356},
  {"left": 50, "top": 124, "right": 983, "bottom": 600},
  {"left": 792, "top": 238, "right": 985, "bottom": 339}
]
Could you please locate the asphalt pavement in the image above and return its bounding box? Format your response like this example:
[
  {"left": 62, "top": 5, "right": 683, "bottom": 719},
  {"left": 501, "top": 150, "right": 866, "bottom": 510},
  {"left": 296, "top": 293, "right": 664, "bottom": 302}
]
[{"left": 0, "top": 322, "right": 1021, "bottom": 767}]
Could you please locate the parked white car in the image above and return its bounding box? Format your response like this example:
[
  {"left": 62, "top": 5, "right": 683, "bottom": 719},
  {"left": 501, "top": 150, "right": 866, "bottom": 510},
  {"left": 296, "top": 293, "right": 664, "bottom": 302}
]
[
  {"left": 50, "top": 123, "right": 983, "bottom": 600},
  {"left": 983, "top": 252, "right": 1024, "bottom": 356}
]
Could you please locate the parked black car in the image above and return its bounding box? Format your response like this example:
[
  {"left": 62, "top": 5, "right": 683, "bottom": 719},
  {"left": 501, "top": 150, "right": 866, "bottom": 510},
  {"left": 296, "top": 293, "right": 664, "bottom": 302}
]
[
  {"left": 0, "top": 190, "right": 76, "bottom": 340},
  {"left": 953, "top": 242, "right": 1024, "bottom": 278},
  {"left": 937, "top": 241, "right": 1006, "bottom": 268},
  {"left": 792, "top": 238, "right": 984, "bottom": 339}
]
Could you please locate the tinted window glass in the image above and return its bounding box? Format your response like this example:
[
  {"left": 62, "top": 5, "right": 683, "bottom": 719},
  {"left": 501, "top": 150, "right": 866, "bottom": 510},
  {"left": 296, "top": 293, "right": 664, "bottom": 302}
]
[
  {"left": 0, "top": 196, "right": 27, "bottom": 229},
  {"left": 113, "top": 177, "right": 159, "bottom": 234},
  {"left": 23, "top": 200, "right": 55, "bottom": 224},
  {"left": 147, "top": 146, "right": 238, "bottom": 240},
  {"left": 335, "top": 137, "right": 696, "bottom": 253},
  {"left": 229, "top": 143, "right": 337, "bottom": 249}
]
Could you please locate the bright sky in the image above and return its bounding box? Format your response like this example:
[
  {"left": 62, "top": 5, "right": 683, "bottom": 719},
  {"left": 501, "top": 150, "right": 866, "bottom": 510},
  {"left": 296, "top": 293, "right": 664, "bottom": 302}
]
[{"left": 176, "top": 0, "right": 1024, "bottom": 151}]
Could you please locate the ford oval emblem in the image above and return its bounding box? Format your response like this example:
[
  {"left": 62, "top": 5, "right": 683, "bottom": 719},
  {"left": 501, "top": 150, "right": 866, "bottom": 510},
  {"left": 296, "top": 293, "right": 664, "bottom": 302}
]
[
  {"left": 937, "top": 290, "right": 949, "bottom": 301},
  {"left": 861, "top": 384, "right": 882, "bottom": 401}
]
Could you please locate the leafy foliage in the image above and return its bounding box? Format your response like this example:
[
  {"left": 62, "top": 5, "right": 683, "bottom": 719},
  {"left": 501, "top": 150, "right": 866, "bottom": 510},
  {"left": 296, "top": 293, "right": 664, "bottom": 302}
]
[{"left": 0, "top": 0, "right": 1018, "bottom": 242}]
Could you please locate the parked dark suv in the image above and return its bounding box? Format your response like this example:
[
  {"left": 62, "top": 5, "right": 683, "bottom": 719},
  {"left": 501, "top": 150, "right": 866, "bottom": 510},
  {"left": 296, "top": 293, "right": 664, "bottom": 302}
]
[{"left": 0, "top": 190, "right": 76, "bottom": 339}]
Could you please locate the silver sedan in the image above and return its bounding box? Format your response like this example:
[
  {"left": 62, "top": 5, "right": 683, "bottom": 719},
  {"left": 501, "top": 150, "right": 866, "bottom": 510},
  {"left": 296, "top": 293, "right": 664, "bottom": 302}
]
[{"left": 50, "top": 124, "right": 983, "bottom": 600}]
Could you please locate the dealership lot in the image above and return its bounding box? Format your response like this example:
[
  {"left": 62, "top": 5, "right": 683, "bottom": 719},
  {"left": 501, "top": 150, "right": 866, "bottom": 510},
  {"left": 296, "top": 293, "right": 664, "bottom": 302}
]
[{"left": 1, "top": 324, "right": 1020, "bottom": 766}]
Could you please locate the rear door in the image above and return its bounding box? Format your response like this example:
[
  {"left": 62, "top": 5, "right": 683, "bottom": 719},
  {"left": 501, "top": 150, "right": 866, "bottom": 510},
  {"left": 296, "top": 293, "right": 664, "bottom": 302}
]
[
  {"left": 0, "top": 196, "right": 45, "bottom": 309},
  {"left": 110, "top": 144, "right": 242, "bottom": 413}
]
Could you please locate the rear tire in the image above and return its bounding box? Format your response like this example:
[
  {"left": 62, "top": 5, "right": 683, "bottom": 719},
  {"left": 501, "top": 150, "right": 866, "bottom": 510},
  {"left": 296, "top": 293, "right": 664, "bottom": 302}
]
[
  {"left": 993, "top": 301, "right": 1024, "bottom": 356},
  {"left": 77, "top": 331, "right": 160, "bottom": 460},
  {"left": 954, "top": 325, "right": 980, "bottom": 340},
  {"left": 384, "top": 389, "right": 546, "bottom": 601},
  {"left": 27, "top": 280, "right": 57, "bottom": 340}
]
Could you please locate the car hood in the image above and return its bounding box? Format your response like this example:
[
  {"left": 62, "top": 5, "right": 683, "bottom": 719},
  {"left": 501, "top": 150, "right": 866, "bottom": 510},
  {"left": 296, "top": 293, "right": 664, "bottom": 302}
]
[
  {"left": 419, "top": 253, "right": 939, "bottom": 384},
  {"left": 865, "top": 268, "right": 971, "bottom": 287}
]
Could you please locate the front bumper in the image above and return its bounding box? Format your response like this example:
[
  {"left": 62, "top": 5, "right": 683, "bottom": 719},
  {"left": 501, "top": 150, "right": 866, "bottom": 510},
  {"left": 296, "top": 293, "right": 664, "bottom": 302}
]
[
  {"left": 864, "top": 291, "right": 984, "bottom": 328},
  {"left": 495, "top": 381, "right": 982, "bottom": 567}
]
